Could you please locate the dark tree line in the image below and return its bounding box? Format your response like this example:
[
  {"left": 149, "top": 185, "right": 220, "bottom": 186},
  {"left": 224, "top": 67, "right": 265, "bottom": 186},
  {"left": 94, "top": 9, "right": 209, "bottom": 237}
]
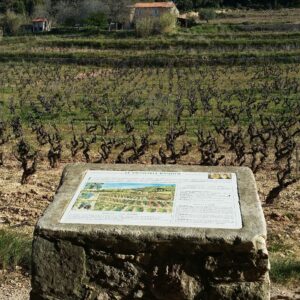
[
  {"left": 174, "top": 0, "right": 300, "bottom": 10},
  {"left": 0, "top": 0, "right": 42, "bottom": 15},
  {"left": 1, "top": 0, "right": 300, "bottom": 15}
]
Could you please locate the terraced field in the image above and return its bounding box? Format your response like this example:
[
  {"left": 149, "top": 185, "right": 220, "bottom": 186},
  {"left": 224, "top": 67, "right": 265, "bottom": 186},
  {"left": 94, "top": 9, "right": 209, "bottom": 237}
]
[{"left": 1, "top": 10, "right": 300, "bottom": 66}]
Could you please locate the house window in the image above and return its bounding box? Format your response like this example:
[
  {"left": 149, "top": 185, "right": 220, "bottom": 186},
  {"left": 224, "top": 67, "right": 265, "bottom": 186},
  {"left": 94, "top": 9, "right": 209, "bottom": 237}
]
[{"left": 152, "top": 8, "right": 158, "bottom": 17}]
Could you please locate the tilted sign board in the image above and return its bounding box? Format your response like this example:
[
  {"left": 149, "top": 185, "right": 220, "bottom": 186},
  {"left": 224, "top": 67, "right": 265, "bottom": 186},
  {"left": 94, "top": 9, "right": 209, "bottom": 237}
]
[{"left": 61, "top": 171, "right": 242, "bottom": 229}]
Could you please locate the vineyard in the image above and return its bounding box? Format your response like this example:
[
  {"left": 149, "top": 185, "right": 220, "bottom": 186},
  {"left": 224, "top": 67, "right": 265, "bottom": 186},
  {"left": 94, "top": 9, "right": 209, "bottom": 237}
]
[
  {"left": 0, "top": 9, "right": 300, "bottom": 298},
  {"left": 73, "top": 185, "right": 175, "bottom": 213},
  {"left": 0, "top": 61, "right": 299, "bottom": 203}
]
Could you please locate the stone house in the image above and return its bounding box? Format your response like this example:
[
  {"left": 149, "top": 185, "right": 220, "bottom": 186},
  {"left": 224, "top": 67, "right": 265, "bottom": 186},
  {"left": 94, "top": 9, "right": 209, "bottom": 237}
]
[
  {"left": 32, "top": 18, "right": 51, "bottom": 33},
  {"left": 129, "top": 2, "right": 179, "bottom": 25}
]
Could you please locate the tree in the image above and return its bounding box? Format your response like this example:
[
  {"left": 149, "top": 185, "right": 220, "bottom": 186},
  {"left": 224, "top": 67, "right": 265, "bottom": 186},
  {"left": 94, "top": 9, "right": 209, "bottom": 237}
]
[
  {"left": 158, "top": 13, "right": 177, "bottom": 34},
  {"left": 105, "top": 0, "right": 132, "bottom": 26},
  {"left": 135, "top": 13, "right": 177, "bottom": 37},
  {"left": 32, "top": 0, "right": 52, "bottom": 19},
  {"left": 79, "top": 0, "right": 107, "bottom": 22},
  {"left": 84, "top": 12, "right": 107, "bottom": 28},
  {"left": 0, "top": 10, "right": 27, "bottom": 35},
  {"left": 175, "top": 0, "right": 193, "bottom": 11},
  {"left": 199, "top": 8, "right": 216, "bottom": 23},
  {"left": 53, "top": 0, "right": 79, "bottom": 25},
  {"left": 50, "top": 0, "right": 107, "bottom": 26},
  {"left": 0, "top": 0, "right": 42, "bottom": 15},
  {"left": 135, "top": 17, "right": 155, "bottom": 37},
  {"left": 13, "top": 0, "right": 26, "bottom": 14}
]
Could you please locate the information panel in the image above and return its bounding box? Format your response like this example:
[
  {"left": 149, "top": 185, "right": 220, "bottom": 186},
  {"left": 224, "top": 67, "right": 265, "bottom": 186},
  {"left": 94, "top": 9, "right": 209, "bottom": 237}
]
[{"left": 60, "top": 170, "right": 242, "bottom": 229}]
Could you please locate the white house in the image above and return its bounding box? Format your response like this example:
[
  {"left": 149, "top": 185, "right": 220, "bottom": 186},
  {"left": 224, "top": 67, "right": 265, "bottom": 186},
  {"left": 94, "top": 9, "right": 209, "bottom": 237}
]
[
  {"left": 129, "top": 2, "right": 179, "bottom": 24},
  {"left": 32, "top": 18, "right": 51, "bottom": 33}
]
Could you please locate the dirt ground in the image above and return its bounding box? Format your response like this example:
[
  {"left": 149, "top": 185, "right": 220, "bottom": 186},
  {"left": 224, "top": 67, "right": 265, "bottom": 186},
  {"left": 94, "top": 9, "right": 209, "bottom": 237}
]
[
  {"left": 0, "top": 271, "right": 30, "bottom": 300},
  {"left": 0, "top": 160, "right": 299, "bottom": 299}
]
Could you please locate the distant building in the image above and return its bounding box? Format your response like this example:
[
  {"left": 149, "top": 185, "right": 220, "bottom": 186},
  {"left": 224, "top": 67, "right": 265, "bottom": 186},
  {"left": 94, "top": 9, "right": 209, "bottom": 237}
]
[
  {"left": 129, "top": 2, "right": 179, "bottom": 25},
  {"left": 178, "top": 12, "right": 199, "bottom": 27},
  {"left": 32, "top": 18, "right": 51, "bottom": 33}
]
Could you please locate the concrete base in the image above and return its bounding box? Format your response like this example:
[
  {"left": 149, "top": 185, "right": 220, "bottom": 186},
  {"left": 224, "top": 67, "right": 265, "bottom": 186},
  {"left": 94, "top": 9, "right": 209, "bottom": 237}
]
[{"left": 31, "top": 164, "right": 270, "bottom": 300}]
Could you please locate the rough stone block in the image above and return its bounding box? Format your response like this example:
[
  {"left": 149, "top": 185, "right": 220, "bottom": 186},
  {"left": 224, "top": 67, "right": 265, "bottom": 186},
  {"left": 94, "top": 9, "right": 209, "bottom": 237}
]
[{"left": 31, "top": 164, "right": 270, "bottom": 300}]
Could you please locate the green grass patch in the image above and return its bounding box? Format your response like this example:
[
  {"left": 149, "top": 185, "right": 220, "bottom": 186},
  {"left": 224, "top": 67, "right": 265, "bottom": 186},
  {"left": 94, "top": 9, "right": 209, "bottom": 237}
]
[
  {"left": 1, "top": 49, "right": 300, "bottom": 67},
  {"left": 268, "top": 238, "right": 290, "bottom": 253},
  {"left": 270, "top": 257, "right": 300, "bottom": 284},
  {"left": 39, "top": 36, "right": 300, "bottom": 51},
  {"left": 269, "top": 241, "right": 288, "bottom": 253},
  {"left": 0, "top": 229, "right": 32, "bottom": 271},
  {"left": 182, "top": 24, "right": 234, "bottom": 34}
]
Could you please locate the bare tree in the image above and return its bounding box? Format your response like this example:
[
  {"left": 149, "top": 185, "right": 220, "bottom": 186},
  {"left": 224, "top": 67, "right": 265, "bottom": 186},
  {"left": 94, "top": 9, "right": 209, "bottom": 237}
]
[
  {"left": 79, "top": 0, "right": 107, "bottom": 21},
  {"left": 105, "top": 0, "right": 132, "bottom": 28},
  {"left": 32, "top": 0, "right": 52, "bottom": 19},
  {"left": 43, "top": 0, "right": 105, "bottom": 25}
]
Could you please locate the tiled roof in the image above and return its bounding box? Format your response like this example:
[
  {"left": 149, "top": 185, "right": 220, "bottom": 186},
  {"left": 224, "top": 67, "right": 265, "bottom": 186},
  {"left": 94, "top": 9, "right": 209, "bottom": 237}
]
[
  {"left": 133, "top": 2, "right": 176, "bottom": 8},
  {"left": 32, "top": 18, "right": 48, "bottom": 22}
]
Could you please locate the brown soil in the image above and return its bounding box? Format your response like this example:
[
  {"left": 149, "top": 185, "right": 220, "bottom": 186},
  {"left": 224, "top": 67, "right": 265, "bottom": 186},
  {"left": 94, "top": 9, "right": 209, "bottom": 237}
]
[
  {"left": 0, "top": 270, "right": 30, "bottom": 300},
  {"left": 0, "top": 161, "right": 299, "bottom": 299}
]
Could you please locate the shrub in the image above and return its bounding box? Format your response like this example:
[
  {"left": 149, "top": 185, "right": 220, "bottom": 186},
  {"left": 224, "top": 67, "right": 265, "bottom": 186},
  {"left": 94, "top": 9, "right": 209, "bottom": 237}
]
[
  {"left": 199, "top": 8, "right": 216, "bottom": 23},
  {"left": 64, "top": 17, "right": 77, "bottom": 27},
  {"left": 0, "top": 10, "right": 27, "bottom": 35},
  {"left": 135, "top": 17, "right": 155, "bottom": 37},
  {"left": 157, "top": 13, "right": 177, "bottom": 34},
  {"left": 135, "top": 13, "right": 177, "bottom": 37},
  {"left": 84, "top": 12, "right": 108, "bottom": 29}
]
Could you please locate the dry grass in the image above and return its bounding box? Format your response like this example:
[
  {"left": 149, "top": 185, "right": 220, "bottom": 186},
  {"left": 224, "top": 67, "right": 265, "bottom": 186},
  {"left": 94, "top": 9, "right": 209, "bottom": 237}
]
[{"left": 211, "top": 8, "right": 300, "bottom": 24}]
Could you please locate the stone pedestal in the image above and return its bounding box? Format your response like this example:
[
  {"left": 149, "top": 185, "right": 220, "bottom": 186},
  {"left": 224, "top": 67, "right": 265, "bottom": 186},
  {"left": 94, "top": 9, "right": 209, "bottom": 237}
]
[{"left": 31, "top": 164, "right": 270, "bottom": 300}]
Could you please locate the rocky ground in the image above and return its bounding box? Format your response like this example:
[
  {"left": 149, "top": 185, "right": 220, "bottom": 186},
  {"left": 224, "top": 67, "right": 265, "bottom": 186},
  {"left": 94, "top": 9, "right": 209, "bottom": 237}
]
[
  {"left": 0, "top": 271, "right": 30, "bottom": 300},
  {"left": 0, "top": 160, "right": 299, "bottom": 299}
]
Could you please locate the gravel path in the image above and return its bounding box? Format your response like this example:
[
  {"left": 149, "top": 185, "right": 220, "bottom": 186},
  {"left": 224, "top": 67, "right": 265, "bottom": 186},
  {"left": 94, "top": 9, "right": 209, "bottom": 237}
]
[{"left": 0, "top": 271, "right": 30, "bottom": 300}]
